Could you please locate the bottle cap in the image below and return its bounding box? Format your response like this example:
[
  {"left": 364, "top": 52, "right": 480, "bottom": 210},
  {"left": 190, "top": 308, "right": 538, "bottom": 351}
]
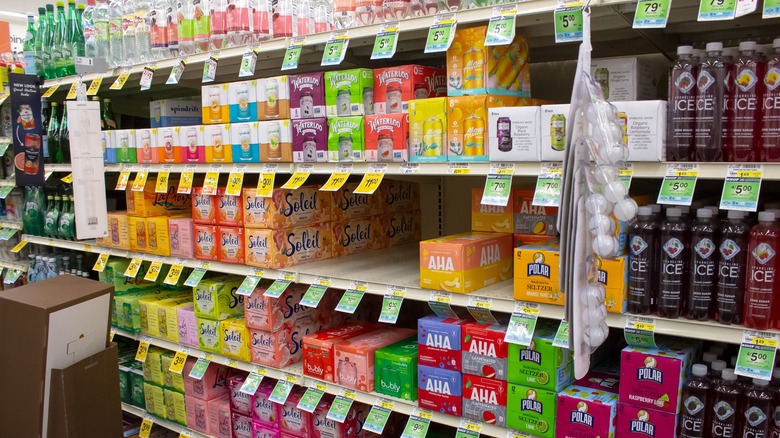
[
  {"left": 104, "top": 98, "right": 111, "bottom": 102},
  {"left": 759, "top": 211, "right": 776, "bottom": 222},
  {"left": 722, "top": 369, "right": 737, "bottom": 381},
  {"left": 46, "top": 4, "right": 54, "bottom": 11},
  {"left": 667, "top": 208, "right": 682, "bottom": 218},
  {"left": 637, "top": 206, "right": 653, "bottom": 216},
  {"left": 723, "top": 47, "right": 737, "bottom": 57},
  {"left": 739, "top": 41, "right": 757, "bottom": 51},
  {"left": 702, "top": 351, "right": 717, "bottom": 363},
  {"left": 705, "top": 206, "right": 719, "bottom": 216},
  {"left": 38, "top": 7, "right": 45, "bottom": 13},
  {"left": 712, "top": 360, "right": 727, "bottom": 372},
  {"left": 697, "top": 208, "right": 713, "bottom": 219},
  {"left": 649, "top": 204, "right": 661, "bottom": 214},
  {"left": 727, "top": 210, "right": 745, "bottom": 219},
  {"left": 692, "top": 364, "right": 708, "bottom": 377},
  {"left": 706, "top": 42, "right": 724, "bottom": 52},
  {"left": 680, "top": 206, "right": 690, "bottom": 216},
  {"left": 55, "top": 1, "right": 64, "bottom": 7},
  {"left": 677, "top": 45, "right": 694, "bottom": 55},
  {"left": 753, "top": 378, "right": 770, "bottom": 386}
]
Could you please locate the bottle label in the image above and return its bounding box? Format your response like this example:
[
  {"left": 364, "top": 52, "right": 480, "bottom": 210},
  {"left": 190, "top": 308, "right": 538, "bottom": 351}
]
[
  {"left": 676, "top": 71, "right": 695, "bottom": 94},
  {"left": 752, "top": 242, "right": 776, "bottom": 264},
  {"left": 766, "top": 67, "right": 780, "bottom": 91},
  {"left": 744, "top": 406, "right": 769, "bottom": 430},
  {"left": 663, "top": 237, "right": 684, "bottom": 258},
  {"left": 694, "top": 238, "right": 715, "bottom": 258},
  {"left": 736, "top": 69, "right": 758, "bottom": 92},
  {"left": 720, "top": 239, "right": 741, "bottom": 260},
  {"left": 698, "top": 71, "right": 715, "bottom": 93},
  {"left": 685, "top": 395, "right": 705, "bottom": 415},
  {"left": 631, "top": 236, "right": 649, "bottom": 255}
]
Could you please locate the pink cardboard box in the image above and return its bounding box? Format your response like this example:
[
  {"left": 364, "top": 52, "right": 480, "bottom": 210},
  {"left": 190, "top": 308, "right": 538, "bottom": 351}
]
[
  {"left": 312, "top": 397, "right": 345, "bottom": 438},
  {"left": 418, "top": 315, "right": 470, "bottom": 372},
  {"left": 619, "top": 345, "right": 694, "bottom": 414},
  {"left": 616, "top": 403, "right": 677, "bottom": 437},
  {"left": 183, "top": 358, "right": 230, "bottom": 400},
  {"left": 249, "top": 314, "right": 329, "bottom": 368},
  {"left": 208, "top": 394, "right": 233, "bottom": 438},
  {"left": 244, "top": 282, "right": 314, "bottom": 331},
  {"left": 281, "top": 387, "right": 312, "bottom": 437},
  {"left": 217, "top": 187, "right": 244, "bottom": 226},
  {"left": 192, "top": 187, "right": 218, "bottom": 224},
  {"left": 364, "top": 113, "right": 409, "bottom": 162},
  {"left": 253, "top": 422, "right": 282, "bottom": 438},
  {"left": 556, "top": 385, "right": 618, "bottom": 438},
  {"left": 373, "top": 65, "right": 444, "bottom": 114},
  {"left": 177, "top": 305, "right": 199, "bottom": 348},
  {"left": 333, "top": 327, "right": 416, "bottom": 392},
  {"left": 252, "top": 380, "right": 280, "bottom": 428},
  {"left": 194, "top": 224, "right": 219, "bottom": 261},
  {"left": 185, "top": 394, "right": 212, "bottom": 434},
  {"left": 169, "top": 217, "right": 195, "bottom": 258},
  {"left": 230, "top": 374, "right": 254, "bottom": 415},
  {"left": 302, "top": 323, "right": 380, "bottom": 382},
  {"left": 232, "top": 412, "right": 254, "bottom": 438},
  {"left": 179, "top": 125, "right": 207, "bottom": 163}
]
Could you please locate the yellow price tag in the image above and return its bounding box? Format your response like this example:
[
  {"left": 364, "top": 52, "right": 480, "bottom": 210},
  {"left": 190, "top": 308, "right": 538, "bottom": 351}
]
[
  {"left": 737, "top": 170, "right": 763, "bottom": 178},
  {"left": 284, "top": 375, "right": 298, "bottom": 384},
  {"left": 227, "top": 359, "right": 238, "bottom": 368},
  {"left": 521, "top": 306, "right": 540, "bottom": 315},
  {"left": 354, "top": 171, "right": 385, "bottom": 195},
  {"left": 110, "top": 329, "right": 116, "bottom": 341},
  {"left": 752, "top": 337, "right": 778, "bottom": 348},
  {"left": 169, "top": 350, "right": 188, "bottom": 374},
  {"left": 675, "top": 170, "right": 699, "bottom": 177},
  {"left": 178, "top": 171, "right": 194, "bottom": 194},
  {"left": 433, "top": 295, "right": 451, "bottom": 303},
  {"left": 124, "top": 257, "right": 143, "bottom": 278},
  {"left": 379, "top": 400, "right": 394, "bottom": 410},
  {"left": 66, "top": 82, "right": 79, "bottom": 100},
  {"left": 281, "top": 171, "right": 311, "bottom": 190},
  {"left": 225, "top": 170, "right": 244, "bottom": 196},
  {"left": 315, "top": 382, "right": 328, "bottom": 391},
  {"left": 116, "top": 170, "right": 132, "bottom": 190},
  {"left": 320, "top": 171, "right": 350, "bottom": 191},
  {"left": 417, "top": 410, "right": 432, "bottom": 420},
  {"left": 202, "top": 171, "right": 220, "bottom": 195},
  {"left": 83, "top": 244, "right": 93, "bottom": 252},
  {"left": 42, "top": 83, "right": 61, "bottom": 98},
  {"left": 138, "top": 417, "right": 153, "bottom": 438},
  {"left": 60, "top": 173, "right": 73, "bottom": 183},
  {"left": 471, "top": 299, "right": 491, "bottom": 310},
  {"left": 449, "top": 163, "right": 471, "bottom": 175},
  {"left": 11, "top": 240, "right": 28, "bottom": 253},
  {"left": 254, "top": 366, "right": 268, "bottom": 375},
  {"left": 164, "top": 264, "right": 184, "bottom": 285},
  {"left": 257, "top": 172, "right": 275, "bottom": 197},
  {"left": 87, "top": 77, "right": 102, "bottom": 95},
  {"left": 135, "top": 340, "right": 151, "bottom": 362},
  {"left": 634, "top": 322, "right": 655, "bottom": 331},
  {"left": 155, "top": 171, "right": 170, "bottom": 193},
  {"left": 110, "top": 72, "right": 130, "bottom": 90},
  {"left": 179, "top": 431, "right": 193, "bottom": 438},
  {"left": 464, "top": 422, "right": 482, "bottom": 432},
  {"left": 343, "top": 390, "right": 357, "bottom": 399},
  {"left": 132, "top": 171, "right": 149, "bottom": 191},
  {"left": 93, "top": 253, "right": 109, "bottom": 272},
  {"left": 144, "top": 260, "right": 163, "bottom": 282}
]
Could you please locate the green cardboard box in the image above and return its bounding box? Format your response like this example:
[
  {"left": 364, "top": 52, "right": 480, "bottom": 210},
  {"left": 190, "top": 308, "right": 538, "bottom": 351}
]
[
  {"left": 375, "top": 336, "right": 418, "bottom": 401},
  {"left": 507, "top": 383, "right": 556, "bottom": 438},
  {"left": 197, "top": 316, "right": 221, "bottom": 354},
  {"left": 192, "top": 276, "right": 244, "bottom": 320},
  {"left": 508, "top": 320, "right": 572, "bottom": 391},
  {"left": 324, "top": 68, "right": 374, "bottom": 117},
  {"left": 327, "top": 116, "right": 365, "bottom": 162}
]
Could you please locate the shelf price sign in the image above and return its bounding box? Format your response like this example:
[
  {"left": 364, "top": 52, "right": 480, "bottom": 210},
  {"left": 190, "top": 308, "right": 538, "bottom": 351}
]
[
  {"left": 237, "top": 275, "right": 262, "bottom": 296},
  {"left": 327, "top": 389, "right": 357, "bottom": 423},
  {"left": 401, "top": 408, "right": 432, "bottom": 438},
  {"left": 425, "top": 14, "right": 456, "bottom": 53},
  {"left": 320, "top": 164, "right": 352, "bottom": 191},
  {"left": 282, "top": 37, "right": 306, "bottom": 71},
  {"left": 354, "top": 163, "right": 387, "bottom": 195},
  {"left": 139, "top": 66, "right": 155, "bottom": 91},
  {"left": 485, "top": 5, "right": 517, "bottom": 46},
  {"left": 86, "top": 77, "right": 102, "bottom": 95},
  {"left": 281, "top": 164, "right": 313, "bottom": 190},
  {"left": 698, "top": 0, "right": 737, "bottom": 20},
  {"left": 202, "top": 53, "right": 219, "bottom": 83},
  {"left": 467, "top": 296, "right": 497, "bottom": 325},
  {"left": 321, "top": 31, "right": 349, "bottom": 67},
  {"left": 378, "top": 286, "right": 405, "bottom": 324},
  {"left": 364, "top": 399, "right": 394, "bottom": 434},
  {"left": 184, "top": 268, "right": 208, "bottom": 287},
  {"left": 110, "top": 70, "right": 131, "bottom": 90},
  {"left": 481, "top": 163, "right": 514, "bottom": 206},
  {"left": 226, "top": 164, "right": 246, "bottom": 196},
  {"left": 257, "top": 164, "right": 278, "bottom": 198},
  {"left": 455, "top": 419, "right": 482, "bottom": 438},
  {"left": 166, "top": 59, "right": 186, "bottom": 85},
  {"left": 143, "top": 259, "right": 164, "bottom": 282},
  {"left": 624, "top": 316, "right": 658, "bottom": 348},
  {"left": 93, "top": 253, "right": 109, "bottom": 272},
  {"left": 240, "top": 372, "right": 266, "bottom": 396},
  {"left": 505, "top": 301, "right": 540, "bottom": 346},
  {"left": 164, "top": 262, "right": 185, "bottom": 285},
  {"left": 372, "top": 22, "right": 400, "bottom": 60},
  {"left": 239, "top": 48, "right": 258, "bottom": 77},
  {"left": 301, "top": 277, "right": 331, "bottom": 308},
  {"left": 736, "top": 330, "right": 778, "bottom": 380},
  {"left": 428, "top": 291, "right": 458, "bottom": 318},
  {"left": 336, "top": 281, "right": 367, "bottom": 314},
  {"left": 178, "top": 164, "right": 197, "bottom": 194},
  {"left": 554, "top": 3, "right": 584, "bottom": 43},
  {"left": 633, "top": 0, "right": 671, "bottom": 28},
  {"left": 720, "top": 164, "right": 762, "bottom": 212},
  {"left": 188, "top": 354, "right": 213, "bottom": 380},
  {"left": 269, "top": 374, "right": 298, "bottom": 404},
  {"left": 297, "top": 382, "right": 327, "bottom": 412},
  {"left": 138, "top": 417, "right": 153, "bottom": 438},
  {"left": 552, "top": 320, "right": 570, "bottom": 349},
  {"left": 116, "top": 167, "right": 133, "bottom": 190},
  {"left": 124, "top": 257, "right": 143, "bottom": 278},
  {"left": 532, "top": 162, "right": 562, "bottom": 207},
  {"left": 764, "top": 0, "right": 780, "bottom": 17},
  {"left": 203, "top": 164, "right": 222, "bottom": 195},
  {"left": 66, "top": 81, "right": 79, "bottom": 100},
  {"left": 169, "top": 349, "right": 189, "bottom": 374},
  {"left": 658, "top": 163, "right": 699, "bottom": 205}
]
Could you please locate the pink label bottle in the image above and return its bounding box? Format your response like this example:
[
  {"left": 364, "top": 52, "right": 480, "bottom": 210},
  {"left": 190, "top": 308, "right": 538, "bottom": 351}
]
[
  {"left": 210, "top": 0, "right": 228, "bottom": 49},
  {"left": 727, "top": 41, "right": 765, "bottom": 162}
]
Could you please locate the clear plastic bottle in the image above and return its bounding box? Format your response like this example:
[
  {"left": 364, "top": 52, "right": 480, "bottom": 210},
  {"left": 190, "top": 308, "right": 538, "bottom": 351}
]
[
  {"left": 627, "top": 206, "right": 657, "bottom": 315},
  {"left": 744, "top": 211, "right": 780, "bottom": 329},
  {"left": 93, "top": 0, "right": 110, "bottom": 60},
  {"left": 297, "top": 0, "right": 315, "bottom": 36},
  {"left": 680, "top": 364, "right": 711, "bottom": 438},
  {"left": 667, "top": 45, "right": 697, "bottom": 161},
  {"left": 177, "top": 0, "right": 196, "bottom": 54},
  {"left": 382, "top": 0, "right": 410, "bottom": 20},
  {"left": 274, "top": 0, "right": 295, "bottom": 37},
  {"left": 83, "top": 0, "right": 97, "bottom": 58},
  {"left": 686, "top": 208, "right": 718, "bottom": 321},
  {"left": 355, "top": 0, "right": 381, "bottom": 25},
  {"left": 711, "top": 369, "right": 742, "bottom": 438},
  {"left": 108, "top": 0, "right": 124, "bottom": 66},
  {"left": 702, "top": 351, "right": 717, "bottom": 370},
  {"left": 166, "top": 0, "right": 179, "bottom": 56},
  {"left": 151, "top": 0, "right": 169, "bottom": 59},
  {"left": 717, "top": 210, "right": 751, "bottom": 325},
  {"left": 332, "top": 0, "right": 355, "bottom": 29},
  {"left": 193, "top": 0, "right": 211, "bottom": 53},
  {"left": 658, "top": 207, "right": 689, "bottom": 319},
  {"left": 727, "top": 41, "right": 764, "bottom": 162},
  {"left": 136, "top": 0, "right": 154, "bottom": 63},
  {"left": 210, "top": 0, "right": 227, "bottom": 49},
  {"left": 761, "top": 38, "right": 780, "bottom": 162},
  {"left": 695, "top": 42, "right": 727, "bottom": 162},
  {"left": 312, "top": 0, "right": 332, "bottom": 33},
  {"left": 227, "top": 0, "right": 251, "bottom": 46},
  {"left": 711, "top": 359, "right": 727, "bottom": 382},
  {"left": 120, "top": 0, "right": 136, "bottom": 65}
]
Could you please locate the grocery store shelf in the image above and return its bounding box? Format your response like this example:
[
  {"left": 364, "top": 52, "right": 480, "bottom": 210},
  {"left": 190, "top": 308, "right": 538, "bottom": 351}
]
[
  {"left": 114, "top": 329, "right": 508, "bottom": 437},
  {"left": 46, "top": 163, "right": 74, "bottom": 173},
  {"left": 0, "top": 259, "right": 28, "bottom": 272},
  {"left": 121, "top": 402, "right": 209, "bottom": 438}
]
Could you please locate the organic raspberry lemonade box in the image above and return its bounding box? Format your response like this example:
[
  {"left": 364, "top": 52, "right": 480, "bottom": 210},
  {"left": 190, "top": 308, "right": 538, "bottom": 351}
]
[{"left": 556, "top": 385, "right": 618, "bottom": 438}]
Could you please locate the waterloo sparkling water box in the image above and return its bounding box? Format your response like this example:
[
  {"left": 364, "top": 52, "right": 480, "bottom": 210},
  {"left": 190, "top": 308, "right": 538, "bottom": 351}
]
[
  {"left": 556, "top": 385, "right": 619, "bottom": 438},
  {"left": 619, "top": 344, "right": 695, "bottom": 414},
  {"left": 334, "top": 327, "right": 416, "bottom": 392},
  {"left": 463, "top": 375, "right": 507, "bottom": 427},
  {"left": 417, "top": 315, "right": 469, "bottom": 371},
  {"left": 418, "top": 365, "right": 462, "bottom": 417},
  {"left": 302, "top": 323, "right": 380, "bottom": 382},
  {"left": 202, "top": 84, "right": 230, "bottom": 124},
  {"left": 374, "top": 337, "right": 418, "bottom": 401},
  {"left": 373, "top": 65, "right": 444, "bottom": 114},
  {"left": 325, "top": 68, "right": 374, "bottom": 117},
  {"left": 461, "top": 322, "right": 509, "bottom": 380},
  {"left": 292, "top": 117, "right": 328, "bottom": 162},
  {"left": 290, "top": 72, "right": 326, "bottom": 120},
  {"left": 228, "top": 80, "right": 258, "bottom": 123},
  {"left": 257, "top": 76, "right": 291, "bottom": 120},
  {"left": 259, "top": 119, "right": 293, "bottom": 162},
  {"left": 242, "top": 186, "right": 332, "bottom": 229},
  {"left": 327, "top": 116, "right": 365, "bottom": 162},
  {"left": 364, "top": 113, "right": 409, "bottom": 162},
  {"left": 507, "top": 384, "right": 557, "bottom": 438},
  {"left": 616, "top": 403, "right": 678, "bottom": 438},
  {"left": 409, "top": 97, "right": 447, "bottom": 162},
  {"left": 230, "top": 122, "right": 261, "bottom": 162}
]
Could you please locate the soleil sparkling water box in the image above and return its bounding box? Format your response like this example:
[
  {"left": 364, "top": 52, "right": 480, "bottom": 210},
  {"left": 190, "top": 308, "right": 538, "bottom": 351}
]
[
  {"left": 331, "top": 215, "right": 386, "bottom": 257},
  {"left": 374, "top": 336, "right": 418, "bottom": 401},
  {"left": 330, "top": 182, "right": 384, "bottom": 222},
  {"left": 220, "top": 317, "right": 251, "bottom": 361},
  {"left": 244, "top": 224, "right": 333, "bottom": 269},
  {"left": 232, "top": 412, "right": 253, "bottom": 438},
  {"left": 242, "top": 186, "right": 333, "bottom": 229},
  {"left": 381, "top": 210, "right": 422, "bottom": 247},
  {"left": 616, "top": 402, "right": 677, "bottom": 438},
  {"left": 281, "top": 387, "right": 312, "bottom": 437},
  {"left": 312, "top": 397, "right": 345, "bottom": 438},
  {"left": 373, "top": 65, "right": 444, "bottom": 114},
  {"left": 324, "top": 68, "right": 374, "bottom": 117},
  {"left": 461, "top": 322, "right": 509, "bottom": 380},
  {"left": 302, "top": 323, "right": 380, "bottom": 382},
  {"left": 253, "top": 422, "right": 281, "bottom": 438},
  {"left": 230, "top": 121, "right": 261, "bottom": 162},
  {"left": 179, "top": 125, "right": 206, "bottom": 163},
  {"left": 193, "top": 276, "right": 244, "bottom": 320},
  {"left": 197, "top": 316, "right": 221, "bottom": 354},
  {"left": 463, "top": 375, "right": 507, "bottom": 427},
  {"left": 290, "top": 72, "right": 326, "bottom": 120},
  {"left": 194, "top": 224, "right": 219, "bottom": 261},
  {"left": 249, "top": 314, "right": 329, "bottom": 368},
  {"left": 244, "top": 281, "right": 313, "bottom": 331},
  {"left": 418, "top": 365, "right": 462, "bottom": 417},
  {"left": 259, "top": 119, "right": 294, "bottom": 162},
  {"left": 228, "top": 80, "right": 258, "bottom": 123},
  {"left": 333, "top": 327, "right": 416, "bottom": 392},
  {"left": 251, "top": 380, "right": 279, "bottom": 427},
  {"left": 229, "top": 374, "right": 254, "bottom": 415},
  {"left": 202, "top": 84, "right": 230, "bottom": 124},
  {"left": 327, "top": 116, "right": 365, "bottom": 162},
  {"left": 217, "top": 188, "right": 244, "bottom": 226},
  {"left": 257, "top": 76, "right": 291, "bottom": 120},
  {"left": 618, "top": 344, "right": 694, "bottom": 414},
  {"left": 292, "top": 117, "right": 328, "bottom": 162},
  {"left": 364, "top": 113, "right": 409, "bottom": 162},
  {"left": 507, "top": 384, "right": 556, "bottom": 438},
  {"left": 418, "top": 315, "right": 469, "bottom": 372},
  {"left": 556, "top": 385, "right": 618, "bottom": 438},
  {"left": 380, "top": 180, "right": 420, "bottom": 214}
]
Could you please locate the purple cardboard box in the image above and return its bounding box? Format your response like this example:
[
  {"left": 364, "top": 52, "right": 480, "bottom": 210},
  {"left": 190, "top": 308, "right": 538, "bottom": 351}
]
[
  {"left": 418, "top": 315, "right": 469, "bottom": 371},
  {"left": 418, "top": 365, "right": 462, "bottom": 417},
  {"left": 290, "top": 72, "right": 326, "bottom": 120},
  {"left": 292, "top": 118, "right": 329, "bottom": 163}
]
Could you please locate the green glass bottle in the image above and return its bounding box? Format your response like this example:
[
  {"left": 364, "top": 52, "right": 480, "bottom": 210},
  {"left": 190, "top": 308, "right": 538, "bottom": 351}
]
[
  {"left": 74, "top": 3, "right": 85, "bottom": 59},
  {"left": 64, "top": 0, "right": 78, "bottom": 75},
  {"left": 43, "top": 5, "right": 56, "bottom": 79},
  {"left": 47, "top": 102, "right": 61, "bottom": 163},
  {"left": 44, "top": 195, "right": 60, "bottom": 237},
  {"left": 35, "top": 8, "right": 47, "bottom": 77},
  {"left": 57, "top": 194, "right": 71, "bottom": 239},
  {"left": 54, "top": 2, "right": 68, "bottom": 78},
  {"left": 102, "top": 98, "right": 117, "bottom": 130},
  {"left": 58, "top": 104, "right": 70, "bottom": 163}
]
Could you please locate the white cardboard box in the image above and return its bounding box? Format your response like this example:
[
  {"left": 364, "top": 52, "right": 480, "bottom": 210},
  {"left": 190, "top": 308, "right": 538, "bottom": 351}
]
[
  {"left": 612, "top": 100, "right": 666, "bottom": 162},
  {"left": 540, "top": 104, "right": 570, "bottom": 161},
  {"left": 591, "top": 57, "right": 660, "bottom": 102},
  {"left": 487, "top": 106, "right": 541, "bottom": 161}
]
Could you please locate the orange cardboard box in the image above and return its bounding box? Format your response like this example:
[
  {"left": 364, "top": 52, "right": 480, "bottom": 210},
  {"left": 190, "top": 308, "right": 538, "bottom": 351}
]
[
  {"left": 242, "top": 186, "right": 332, "bottom": 229},
  {"left": 244, "top": 224, "right": 333, "bottom": 269}
]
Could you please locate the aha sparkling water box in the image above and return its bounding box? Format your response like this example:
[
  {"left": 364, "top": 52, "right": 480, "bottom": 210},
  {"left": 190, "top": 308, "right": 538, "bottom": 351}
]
[
  {"left": 325, "top": 68, "right": 374, "bottom": 117},
  {"left": 373, "top": 65, "right": 444, "bottom": 114},
  {"left": 242, "top": 186, "right": 332, "bottom": 229},
  {"left": 374, "top": 337, "right": 418, "bottom": 401},
  {"left": 327, "top": 116, "right": 365, "bottom": 162},
  {"left": 194, "top": 224, "right": 219, "bottom": 261},
  {"left": 202, "top": 84, "right": 230, "bottom": 124},
  {"left": 418, "top": 365, "right": 462, "bottom": 417},
  {"left": 230, "top": 121, "right": 261, "bottom": 163},
  {"left": 331, "top": 215, "right": 386, "bottom": 257},
  {"left": 556, "top": 385, "right": 618, "bottom": 438},
  {"left": 463, "top": 375, "right": 507, "bottom": 426},
  {"left": 364, "top": 113, "right": 409, "bottom": 162},
  {"left": 616, "top": 403, "right": 678, "bottom": 438},
  {"left": 257, "top": 76, "right": 291, "bottom": 120},
  {"left": 292, "top": 117, "right": 328, "bottom": 162},
  {"left": 217, "top": 226, "right": 245, "bottom": 265},
  {"left": 461, "top": 322, "right": 509, "bottom": 380},
  {"left": 513, "top": 188, "right": 558, "bottom": 235},
  {"left": 447, "top": 95, "right": 514, "bottom": 162},
  {"left": 217, "top": 188, "right": 244, "bottom": 226},
  {"left": 471, "top": 187, "right": 513, "bottom": 233},
  {"left": 244, "top": 224, "right": 333, "bottom": 269},
  {"left": 259, "top": 119, "right": 293, "bottom": 162},
  {"left": 409, "top": 97, "right": 447, "bottom": 162},
  {"left": 334, "top": 327, "right": 416, "bottom": 392},
  {"left": 290, "top": 72, "right": 326, "bottom": 120},
  {"left": 228, "top": 80, "right": 258, "bottom": 123},
  {"left": 619, "top": 345, "right": 693, "bottom": 414},
  {"left": 381, "top": 210, "right": 422, "bottom": 247},
  {"left": 508, "top": 320, "right": 572, "bottom": 392},
  {"left": 507, "top": 384, "right": 556, "bottom": 438},
  {"left": 193, "top": 187, "right": 218, "bottom": 224},
  {"left": 418, "top": 315, "right": 469, "bottom": 371},
  {"left": 329, "top": 182, "right": 384, "bottom": 222},
  {"left": 420, "top": 232, "right": 513, "bottom": 293},
  {"left": 179, "top": 125, "right": 206, "bottom": 163},
  {"left": 193, "top": 276, "right": 244, "bottom": 320},
  {"left": 220, "top": 317, "right": 251, "bottom": 362},
  {"left": 302, "top": 323, "right": 380, "bottom": 382}
]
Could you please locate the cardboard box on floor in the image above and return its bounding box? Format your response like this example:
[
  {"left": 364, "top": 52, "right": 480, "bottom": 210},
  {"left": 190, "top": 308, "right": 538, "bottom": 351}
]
[{"left": 0, "top": 275, "right": 117, "bottom": 438}]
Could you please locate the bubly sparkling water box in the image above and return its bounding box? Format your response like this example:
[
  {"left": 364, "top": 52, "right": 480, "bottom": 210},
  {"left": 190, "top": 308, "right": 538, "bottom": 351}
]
[
  {"left": 418, "top": 315, "right": 469, "bottom": 372},
  {"left": 281, "top": 387, "right": 312, "bottom": 437},
  {"left": 418, "top": 365, "right": 462, "bottom": 417},
  {"left": 461, "top": 322, "right": 509, "bottom": 381},
  {"left": 556, "top": 385, "right": 618, "bottom": 438},
  {"left": 462, "top": 375, "right": 507, "bottom": 427},
  {"left": 251, "top": 381, "right": 280, "bottom": 427},
  {"left": 334, "top": 327, "right": 416, "bottom": 392},
  {"left": 302, "top": 323, "right": 380, "bottom": 382},
  {"left": 292, "top": 118, "right": 328, "bottom": 162},
  {"left": 290, "top": 72, "right": 326, "bottom": 120},
  {"left": 374, "top": 337, "right": 418, "bottom": 401},
  {"left": 619, "top": 345, "right": 693, "bottom": 414},
  {"left": 616, "top": 403, "right": 677, "bottom": 438}
]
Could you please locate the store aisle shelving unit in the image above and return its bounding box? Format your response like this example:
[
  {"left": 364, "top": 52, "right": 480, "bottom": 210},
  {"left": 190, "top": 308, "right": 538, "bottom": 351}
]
[{"left": 121, "top": 402, "right": 210, "bottom": 438}]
